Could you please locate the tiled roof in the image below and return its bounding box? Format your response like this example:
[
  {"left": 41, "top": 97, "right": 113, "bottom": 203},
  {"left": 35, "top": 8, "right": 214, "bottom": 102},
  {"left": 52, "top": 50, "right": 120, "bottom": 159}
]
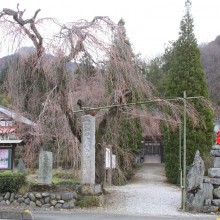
[{"left": 0, "top": 105, "right": 35, "bottom": 126}]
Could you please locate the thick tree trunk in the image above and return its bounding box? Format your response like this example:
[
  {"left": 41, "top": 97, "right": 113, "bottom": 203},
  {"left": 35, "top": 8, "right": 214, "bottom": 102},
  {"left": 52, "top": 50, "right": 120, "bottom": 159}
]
[
  {"left": 95, "top": 117, "right": 107, "bottom": 185},
  {"left": 59, "top": 89, "right": 81, "bottom": 142},
  {"left": 95, "top": 107, "right": 118, "bottom": 185}
]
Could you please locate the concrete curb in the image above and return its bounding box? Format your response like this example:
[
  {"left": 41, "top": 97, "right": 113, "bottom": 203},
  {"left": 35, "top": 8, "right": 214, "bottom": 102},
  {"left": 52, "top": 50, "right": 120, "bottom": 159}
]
[{"left": 0, "top": 210, "right": 33, "bottom": 220}]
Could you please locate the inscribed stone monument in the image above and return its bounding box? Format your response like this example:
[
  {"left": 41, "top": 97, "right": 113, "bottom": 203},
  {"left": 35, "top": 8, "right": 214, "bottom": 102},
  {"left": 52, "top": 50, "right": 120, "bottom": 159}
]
[
  {"left": 17, "top": 158, "right": 26, "bottom": 173},
  {"left": 81, "top": 115, "right": 95, "bottom": 185},
  {"left": 38, "top": 151, "right": 53, "bottom": 184}
]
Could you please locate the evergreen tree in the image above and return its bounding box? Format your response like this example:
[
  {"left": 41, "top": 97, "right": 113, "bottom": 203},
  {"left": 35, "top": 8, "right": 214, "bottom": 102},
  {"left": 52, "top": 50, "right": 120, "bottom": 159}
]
[
  {"left": 139, "top": 56, "right": 166, "bottom": 96},
  {"left": 163, "top": 0, "right": 213, "bottom": 183}
]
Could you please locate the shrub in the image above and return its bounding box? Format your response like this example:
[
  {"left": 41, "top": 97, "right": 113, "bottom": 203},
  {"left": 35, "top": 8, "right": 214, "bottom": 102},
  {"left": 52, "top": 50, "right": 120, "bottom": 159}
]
[
  {"left": 53, "top": 169, "right": 80, "bottom": 180},
  {"left": 76, "top": 196, "right": 100, "bottom": 207},
  {"left": 0, "top": 171, "right": 26, "bottom": 192}
]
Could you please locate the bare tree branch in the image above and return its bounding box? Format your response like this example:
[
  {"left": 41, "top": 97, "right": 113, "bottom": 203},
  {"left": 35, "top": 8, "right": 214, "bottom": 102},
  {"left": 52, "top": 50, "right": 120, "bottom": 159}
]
[{"left": 2, "top": 7, "right": 44, "bottom": 58}]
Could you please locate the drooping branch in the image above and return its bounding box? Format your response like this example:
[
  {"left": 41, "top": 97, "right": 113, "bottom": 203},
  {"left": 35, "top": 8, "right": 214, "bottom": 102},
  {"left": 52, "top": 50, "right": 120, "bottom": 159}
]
[
  {"left": 65, "top": 28, "right": 86, "bottom": 62},
  {"left": 0, "top": 5, "right": 84, "bottom": 143},
  {"left": 58, "top": 16, "right": 118, "bottom": 62}
]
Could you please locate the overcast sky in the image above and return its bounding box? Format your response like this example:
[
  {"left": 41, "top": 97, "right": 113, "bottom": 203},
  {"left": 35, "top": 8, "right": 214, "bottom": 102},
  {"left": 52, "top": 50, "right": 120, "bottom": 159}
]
[{"left": 1, "top": 0, "right": 220, "bottom": 58}]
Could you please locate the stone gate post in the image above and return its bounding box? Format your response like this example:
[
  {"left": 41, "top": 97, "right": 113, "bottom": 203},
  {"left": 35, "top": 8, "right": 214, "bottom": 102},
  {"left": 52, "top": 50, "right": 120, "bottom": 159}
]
[{"left": 81, "top": 115, "right": 95, "bottom": 185}]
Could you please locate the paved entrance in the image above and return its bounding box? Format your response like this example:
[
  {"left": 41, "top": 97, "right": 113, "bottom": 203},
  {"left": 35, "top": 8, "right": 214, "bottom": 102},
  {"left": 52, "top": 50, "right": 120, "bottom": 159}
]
[
  {"left": 102, "top": 164, "right": 182, "bottom": 216},
  {"left": 144, "top": 155, "right": 161, "bottom": 163}
]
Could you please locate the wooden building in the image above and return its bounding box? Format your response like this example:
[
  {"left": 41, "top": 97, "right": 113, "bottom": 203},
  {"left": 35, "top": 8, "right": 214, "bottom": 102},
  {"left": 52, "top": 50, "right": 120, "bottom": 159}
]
[
  {"left": 0, "top": 105, "right": 35, "bottom": 170},
  {"left": 139, "top": 117, "right": 164, "bottom": 163}
]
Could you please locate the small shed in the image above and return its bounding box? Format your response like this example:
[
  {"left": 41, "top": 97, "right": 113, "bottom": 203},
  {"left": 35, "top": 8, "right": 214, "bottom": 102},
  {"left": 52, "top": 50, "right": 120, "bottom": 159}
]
[{"left": 0, "top": 105, "right": 35, "bottom": 170}]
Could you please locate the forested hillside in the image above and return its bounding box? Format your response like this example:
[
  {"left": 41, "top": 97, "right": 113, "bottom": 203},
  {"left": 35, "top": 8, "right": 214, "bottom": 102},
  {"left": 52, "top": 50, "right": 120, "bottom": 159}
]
[{"left": 200, "top": 36, "right": 220, "bottom": 105}]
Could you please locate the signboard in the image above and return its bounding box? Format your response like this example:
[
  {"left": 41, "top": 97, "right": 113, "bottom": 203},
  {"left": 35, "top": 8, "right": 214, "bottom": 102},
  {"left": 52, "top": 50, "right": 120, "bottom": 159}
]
[
  {"left": 105, "top": 148, "right": 111, "bottom": 169},
  {"left": 0, "top": 148, "right": 12, "bottom": 169},
  {"left": 105, "top": 148, "right": 116, "bottom": 169}
]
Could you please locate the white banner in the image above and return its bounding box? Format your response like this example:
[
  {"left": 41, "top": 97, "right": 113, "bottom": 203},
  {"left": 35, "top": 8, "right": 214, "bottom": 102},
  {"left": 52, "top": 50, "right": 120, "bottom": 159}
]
[{"left": 105, "top": 148, "right": 116, "bottom": 169}]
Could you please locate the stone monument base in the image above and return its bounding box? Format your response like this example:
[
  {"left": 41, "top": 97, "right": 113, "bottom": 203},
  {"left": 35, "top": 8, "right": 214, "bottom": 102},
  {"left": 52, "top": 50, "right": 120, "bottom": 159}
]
[{"left": 79, "top": 184, "right": 102, "bottom": 195}]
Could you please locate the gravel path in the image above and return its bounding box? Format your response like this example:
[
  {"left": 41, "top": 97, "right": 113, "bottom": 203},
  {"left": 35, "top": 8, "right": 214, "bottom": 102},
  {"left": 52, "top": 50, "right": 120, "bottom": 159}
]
[{"left": 100, "top": 163, "right": 183, "bottom": 216}]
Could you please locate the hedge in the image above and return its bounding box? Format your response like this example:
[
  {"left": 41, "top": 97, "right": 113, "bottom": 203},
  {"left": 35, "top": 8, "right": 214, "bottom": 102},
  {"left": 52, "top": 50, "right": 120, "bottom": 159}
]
[{"left": 0, "top": 171, "right": 26, "bottom": 192}]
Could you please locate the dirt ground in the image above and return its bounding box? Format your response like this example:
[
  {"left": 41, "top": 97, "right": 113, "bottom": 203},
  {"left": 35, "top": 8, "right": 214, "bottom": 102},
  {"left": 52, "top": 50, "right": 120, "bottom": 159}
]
[{"left": 101, "top": 163, "right": 182, "bottom": 216}]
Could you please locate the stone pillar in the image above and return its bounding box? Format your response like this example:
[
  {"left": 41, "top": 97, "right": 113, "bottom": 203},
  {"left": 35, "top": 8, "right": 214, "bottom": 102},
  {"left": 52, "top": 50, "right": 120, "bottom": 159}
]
[
  {"left": 186, "top": 150, "right": 213, "bottom": 212},
  {"left": 81, "top": 115, "right": 95, "bottom": 185},
  {"left": 38, "top": 150, "right": 53, "bottom": 184}
]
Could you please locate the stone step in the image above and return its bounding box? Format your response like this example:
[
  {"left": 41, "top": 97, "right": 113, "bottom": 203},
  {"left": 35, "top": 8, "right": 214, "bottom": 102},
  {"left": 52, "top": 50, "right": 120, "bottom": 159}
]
[
  {"left": 210, "top": 149, "right": 220, "bottom": 157},
  {"left": 213, "top": 187, "right": 220, "bottom": 198},
  {"left": 208, "top": 168, "right": 220, "bottom": 178},
  {"left": 213, "top": 157, "right": 220, "bottom": 168},
  {"left": 204, "top": 177, "right": 220, "bottom": 185},
  {"left": 203, "top": 176, "right": 211, "bottom": 183},
  {"left": 212, "top": 144, "right": 220, "bottom": 150},
  {"left": 212, "top": 199, "right": 220, "bottom": 206},
  {"left": 203, "top": 205, "right": 219, "bottom": 213}
]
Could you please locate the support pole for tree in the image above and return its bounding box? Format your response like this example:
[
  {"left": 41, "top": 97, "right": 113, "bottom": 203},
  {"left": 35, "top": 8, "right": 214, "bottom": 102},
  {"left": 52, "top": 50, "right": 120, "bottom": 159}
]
[
  {"left": 179, "top": 123, "right": 183, "bottom": 209},
  {"left": 183, "top": 91, "right": 187, "bottom": 211}
]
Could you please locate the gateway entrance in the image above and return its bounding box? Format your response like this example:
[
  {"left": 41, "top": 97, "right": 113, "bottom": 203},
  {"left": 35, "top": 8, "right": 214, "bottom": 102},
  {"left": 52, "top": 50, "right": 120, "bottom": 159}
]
[{"left": 141, "top": 140, "right": 164, "bottom": 163}]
